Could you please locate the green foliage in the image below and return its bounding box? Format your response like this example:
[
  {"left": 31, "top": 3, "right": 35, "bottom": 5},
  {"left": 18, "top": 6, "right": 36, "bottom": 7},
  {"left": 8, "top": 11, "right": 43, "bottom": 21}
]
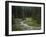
[
  {"left": 24, "top": 17, "right": 41, "bottom": 27},
  {"left": 12, "top": 6, "right": 41, "bottom": 31}
]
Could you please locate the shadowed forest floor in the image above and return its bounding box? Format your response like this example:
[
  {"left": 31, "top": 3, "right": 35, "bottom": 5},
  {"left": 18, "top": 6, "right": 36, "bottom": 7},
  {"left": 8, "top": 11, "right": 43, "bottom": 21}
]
[{"left": 12, "top": 17, "right": 41, "bottom": 31}]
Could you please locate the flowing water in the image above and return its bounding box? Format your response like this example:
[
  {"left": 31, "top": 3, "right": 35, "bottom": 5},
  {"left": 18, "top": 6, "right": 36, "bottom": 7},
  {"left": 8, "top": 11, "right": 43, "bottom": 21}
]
[{"left": 12, "top": 18, "right": 41, "bottom": 31}]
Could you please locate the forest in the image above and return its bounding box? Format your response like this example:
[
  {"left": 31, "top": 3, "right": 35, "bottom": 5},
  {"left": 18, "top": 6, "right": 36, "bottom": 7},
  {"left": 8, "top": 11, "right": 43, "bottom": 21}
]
[{"left": 12, "top": 6, "right": 41, "bottom": 31}]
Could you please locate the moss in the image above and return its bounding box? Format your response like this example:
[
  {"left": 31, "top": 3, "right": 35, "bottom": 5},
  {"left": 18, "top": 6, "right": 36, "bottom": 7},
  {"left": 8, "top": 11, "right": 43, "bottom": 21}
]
[{"left": 24, "top": 17, "right": 41, "bottom": 27}]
